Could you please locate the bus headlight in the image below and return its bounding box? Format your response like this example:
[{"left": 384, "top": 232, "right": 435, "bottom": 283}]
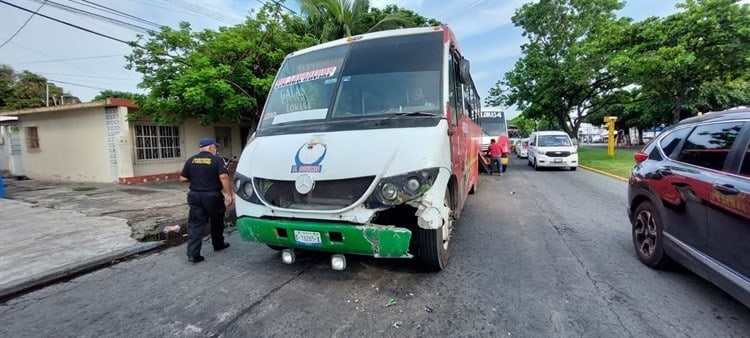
[
  {"left": 404, "top": 177, "right": 421, "bottom": 194},
  {"left": 233, "top": 172, "right": 262, "bottom": 204},
  {"left": 381, "top": 183, "right": 399, "bottom": 201},
  {"left": 242, "top": 180, "right": 254, "bottom": 197},
  {"left": 366, "top": 168, "right": 439, "bottom": 207}
]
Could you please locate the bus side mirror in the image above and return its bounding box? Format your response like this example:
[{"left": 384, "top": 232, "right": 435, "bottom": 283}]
[{"left": 459, "top": 58, "right": 471, "bottom": 84}]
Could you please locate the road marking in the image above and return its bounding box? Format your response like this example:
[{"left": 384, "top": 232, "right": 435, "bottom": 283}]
[{"left": 579, "top": 165, "right": 628, "bottom": 182}]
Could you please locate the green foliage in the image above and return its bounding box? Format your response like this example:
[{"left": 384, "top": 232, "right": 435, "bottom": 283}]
[
  {"left": 577, "top": 146, "right": 636, "bottom": 179},
  {"left": 0, "top": 65, "right": 67, "bottom": 111},
  {"left": 610, "top": 0, "right": 750, "bottom": 124},
  {"left": 579, "top": 146, "right": 634, "bottom": 177},
  {"left": 489, "top": 0, "right": 749, "bottom": 139},
  {"left": 126, "top": 4, "right": 318, "bottom": 125},
  {"left": 92, "top": 90, "right": 144, "bottom": 102},
  {"left": 297, "top": 0, "right": 437, "bottom": 42},
  {"left": 486, "top": 0, "right": 626, "bottom": 140},
  {"left": 509, "top": 115, "right": 537, "bottom": 138}
]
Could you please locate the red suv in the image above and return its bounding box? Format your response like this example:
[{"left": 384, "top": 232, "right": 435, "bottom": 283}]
[{"left": 627, "top": 107, "right": 749, "bottom": 307}]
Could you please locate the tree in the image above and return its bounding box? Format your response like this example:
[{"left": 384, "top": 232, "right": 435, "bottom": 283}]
[
  {"left": 93, "top": 90, "right": 144, "bottom": 102},
  {"left": 509, "top": 115, "right": 537, "bottom": 138},
  {"left": 297, "top": 0, "right": 430, "bottom": 42},
  {"left": 126, "top": 4, "right": 318, "bottom": 125},
  {"left": 611, "top": 0, "right": 750, "bottom": 124},
  {"left": 486, "top": 0, "right": 628, "bottom": 140},
  {"left": 0, "top": 65, "right": 67, "bottom": 111}
]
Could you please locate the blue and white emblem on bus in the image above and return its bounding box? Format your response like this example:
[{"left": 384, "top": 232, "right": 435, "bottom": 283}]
[{"left": 291, "top": 142, "right": 327, "bottom": 173}]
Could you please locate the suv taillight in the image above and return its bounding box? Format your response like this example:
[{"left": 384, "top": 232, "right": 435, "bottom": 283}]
[{"left": 634, "top": 151, "right": 649, "bottom": 163}]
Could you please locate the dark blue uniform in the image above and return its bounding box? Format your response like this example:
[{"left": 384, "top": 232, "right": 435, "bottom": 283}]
[{"left": 181, "top": 151, "right": 229, "bottom": 260}]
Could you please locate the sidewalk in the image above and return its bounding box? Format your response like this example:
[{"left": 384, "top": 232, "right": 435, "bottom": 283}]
[{"left": 0, "top": 178, "right": 196, "bottom": 300}]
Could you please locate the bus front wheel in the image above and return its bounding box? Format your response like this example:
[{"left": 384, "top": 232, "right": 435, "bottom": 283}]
[{"left": 414, "top": 190, "right": 453, "bottom": 271}]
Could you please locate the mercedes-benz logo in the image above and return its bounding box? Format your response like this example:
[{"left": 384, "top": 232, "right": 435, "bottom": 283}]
[{"left": 295, "top": 174, "right": 315, "bottom": 195}]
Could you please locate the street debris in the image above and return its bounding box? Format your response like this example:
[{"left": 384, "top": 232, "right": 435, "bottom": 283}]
[
  {"left": 393, "top": 320, "right": 403, "bottom": 329},
  {"left": 163, "top": 225, "right": 181, "bottom": 233},
  {"left": 384, "top": 298, "right": 397, "bottom": 307},
  {"left": 422, "top": 306, "right": 434, "bottom": 313}
]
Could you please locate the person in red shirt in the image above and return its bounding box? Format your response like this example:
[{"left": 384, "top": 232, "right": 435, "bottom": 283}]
[
  {"left": 497, "top": 135, "right": 511, "bottom": 173},
  {"left": 486, "top": 138, "right": 503, "bottom": 175}
]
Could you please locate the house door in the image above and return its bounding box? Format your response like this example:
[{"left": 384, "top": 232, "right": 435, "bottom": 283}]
[
  {"left": 9, "top": 128, "right": 25, "bottom": 177},
  {"left": 214, "top": 127, "right": 232, "bottom": 159}
]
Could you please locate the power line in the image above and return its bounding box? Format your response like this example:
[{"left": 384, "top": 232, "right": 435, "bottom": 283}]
[
  {"left": 0, "top": 0, "right": 133, "bottom": 45},
  {"left": 9, "top": 41, "right": 107, "bottom": 77},
  {"left": 0, "top": 0, "right": 47, "bottom": 49},
  {"left": 14, "top": 54, "right": 123, "bottom": 65},
  {"left": 444, "top": 0, "right": 486, "bottom": 23},
  {"left": 30, "top": 0, "right": 153, "bottom": 33},
  {"left": 76, "top": 0, "right": 162, "bottom": 29},
  {"left": 161, "top": 0, "right": 242, "bottom": 25},
  {"left": 37, "top": 72, "right": 138, "bottom": 81},
  {"left": 46, "top": 78, "right": 110, "bottom": 90}
]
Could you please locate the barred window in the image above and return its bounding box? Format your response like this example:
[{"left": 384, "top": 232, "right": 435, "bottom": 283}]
[
  {"left": 134, "top": 124, "right": 181, "bottom": 161},
  {"left": 26, "top": 127, "right": 40, "bottom": 151}
]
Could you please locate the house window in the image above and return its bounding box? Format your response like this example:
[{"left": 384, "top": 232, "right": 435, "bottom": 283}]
[
  {"left": 26, "top": 127, "right": 40, "bottom": 151},
  {"left": 134, "top": 124, "right": 182, "bottom": 161}
]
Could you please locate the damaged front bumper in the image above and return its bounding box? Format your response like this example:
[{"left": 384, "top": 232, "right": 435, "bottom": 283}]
[{"left": 236, "top": 217, "right": 413, "bottom": 258}]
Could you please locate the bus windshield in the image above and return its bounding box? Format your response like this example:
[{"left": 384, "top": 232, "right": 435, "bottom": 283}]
[
  {"left": 479, "top": 111, "right": 508, "bottom": 137},
  {"left": 259, "top": 31, "right": 443, "bottom": 134}
]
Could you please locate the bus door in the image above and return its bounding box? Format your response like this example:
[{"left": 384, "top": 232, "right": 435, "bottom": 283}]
[{"left": 448, "top": 50, "right": 467, "bottom": 206}]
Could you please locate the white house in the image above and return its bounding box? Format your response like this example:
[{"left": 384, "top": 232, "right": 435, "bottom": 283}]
[{"left": 0, "top": 98, "right": 253, "bottom": 184}]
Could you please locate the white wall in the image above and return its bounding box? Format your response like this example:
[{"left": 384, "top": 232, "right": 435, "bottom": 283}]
[
  {"left": 129, "top": 118, "right": 245, "bottom": 178},
  {"left": 20, "top": 108, "right": 114, "bottom": 182}
]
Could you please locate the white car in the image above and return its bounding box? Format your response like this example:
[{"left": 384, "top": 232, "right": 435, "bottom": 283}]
[
  {"left": 527, "top": 131, "right": 578, "bottom": 170},
  {"left": 515, "top": 138, "right": 528, "bottom": 158}
]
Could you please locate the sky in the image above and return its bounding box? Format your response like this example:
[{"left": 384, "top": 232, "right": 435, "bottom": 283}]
[{"left": 0, "top": 0, "right": 712, "bottom": 117}]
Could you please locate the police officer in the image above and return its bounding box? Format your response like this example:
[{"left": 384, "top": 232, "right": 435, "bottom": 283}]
[{"left": 180, "top": 137, "right": 234, "bottom": 263}]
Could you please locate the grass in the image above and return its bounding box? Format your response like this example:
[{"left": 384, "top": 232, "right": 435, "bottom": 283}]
[
  {"left": 72, "top": 186, "right": 97, "bottom": 192},
  {"left": 577, "top": 146, "right": 638, "bottom": 179}
]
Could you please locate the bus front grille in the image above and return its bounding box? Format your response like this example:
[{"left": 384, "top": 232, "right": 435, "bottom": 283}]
[{"left": 254, "top": 176, "right": 375, "bottom": 210}]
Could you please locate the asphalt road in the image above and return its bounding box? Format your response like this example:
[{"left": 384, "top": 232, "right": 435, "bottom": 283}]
[{"left": 1, "top": 157, "right": 748, "bottom": 337}]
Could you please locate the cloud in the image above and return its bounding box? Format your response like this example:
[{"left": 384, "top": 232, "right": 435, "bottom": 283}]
[
  {"left": 370, "top": 0, "right": 526, "bottom": 39},
  {"left": 0, "top": 0, "right": 260, "bottom": 101},
  {"left": 468, "top": 40, "right": 523, "bottom": 64},
  {"left": 442, "top": 1, "right": 524, "bottom": 39}
]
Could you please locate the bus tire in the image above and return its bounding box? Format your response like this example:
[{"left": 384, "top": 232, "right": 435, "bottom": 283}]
[
  {"left": 415, "top": 190, "right": 452, "bottom": 271},
  {"left": 469, "top": 182, "right": 477, "bottom": 194}
]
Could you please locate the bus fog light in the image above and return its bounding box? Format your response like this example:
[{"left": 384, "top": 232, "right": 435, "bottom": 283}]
[
  {"left": 331, "top": 254, "right": 346, "bottom": 270},
  {"left": 381, "top": 183, "right": 399, "bottom": 201},
  {"left": 405, "top": 178, "right": 421, "bottom": 194},
  {"left": 281, "top": 249, "right": 295, "bottom": 264}
]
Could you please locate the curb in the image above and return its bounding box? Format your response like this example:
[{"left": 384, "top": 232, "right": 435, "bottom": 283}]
[
  {"left": 0, "top": 241, "right": 163, "bottom": 302},
  {"left": 578, "top": 165, "right": 628, "bottom": 182}
]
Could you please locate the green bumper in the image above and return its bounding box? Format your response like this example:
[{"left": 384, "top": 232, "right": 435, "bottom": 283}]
[{"left": 236, "top": 217, "right": 413, "bottom": 258}]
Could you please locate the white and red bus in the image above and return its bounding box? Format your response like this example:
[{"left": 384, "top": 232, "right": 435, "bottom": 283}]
[
  {"left": 479, "top": 108, "right": 509, "bottom": 152},
  {"left": 233, "top": 26, "right": 482, "bottom": 271}
]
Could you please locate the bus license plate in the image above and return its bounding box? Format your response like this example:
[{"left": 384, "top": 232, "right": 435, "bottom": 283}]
[
  {"left": 554, "top": 158, "right": 563, "bottom": 163},
  {"left": 294, "top": 230, "right": 322, "bottom": 246}
]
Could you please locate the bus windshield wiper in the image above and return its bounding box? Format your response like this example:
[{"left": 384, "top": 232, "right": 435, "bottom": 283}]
[{"left": 376, "top": 111, "right": 439, "bottom": 125}]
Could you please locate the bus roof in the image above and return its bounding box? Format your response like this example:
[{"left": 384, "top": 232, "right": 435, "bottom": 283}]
[
  {"left": 481, "top": 107, "right": 504, "bottom": 113},
  {"left": 286, "top": 26, "right": 458, "bottom": 58}
]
